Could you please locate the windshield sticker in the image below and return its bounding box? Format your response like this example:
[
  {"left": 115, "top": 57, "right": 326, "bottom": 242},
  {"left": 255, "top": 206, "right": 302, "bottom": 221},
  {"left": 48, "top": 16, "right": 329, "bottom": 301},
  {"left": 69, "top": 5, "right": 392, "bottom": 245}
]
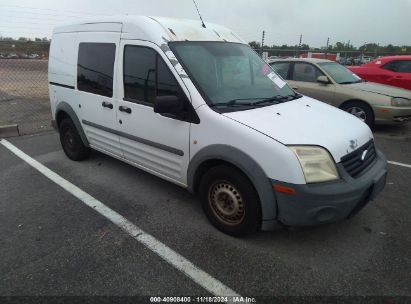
[
  {"left": 261, "top": 64, "right": 270, "bottom": 76},
  {"left": 352, "top": 73, "right": 361, "bottom": 80},
  {"left": 267, "top": 72, "right": 286, "bottom": 88}
]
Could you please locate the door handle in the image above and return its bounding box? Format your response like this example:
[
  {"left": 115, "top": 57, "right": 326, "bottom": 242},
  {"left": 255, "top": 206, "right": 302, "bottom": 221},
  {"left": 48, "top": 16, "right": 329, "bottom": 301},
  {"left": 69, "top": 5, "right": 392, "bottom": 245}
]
[
  {"left": 102, "top": 101, "right": 113, "bottom": 109},
  {"left": 119, "top": 106, "right": 132, "bottom": 114},
  {"left": 292, "top": 86, "right": 299, "bottom": 90}
]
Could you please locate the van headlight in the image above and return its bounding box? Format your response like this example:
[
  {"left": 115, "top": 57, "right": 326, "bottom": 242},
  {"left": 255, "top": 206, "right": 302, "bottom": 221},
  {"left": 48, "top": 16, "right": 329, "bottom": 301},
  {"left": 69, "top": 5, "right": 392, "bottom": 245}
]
[
  {"left": 391, "top": 97, "right": 411, "bottom": 107},
  {"left": 289, "top": 146, "right": 339, "bottom": 183}
]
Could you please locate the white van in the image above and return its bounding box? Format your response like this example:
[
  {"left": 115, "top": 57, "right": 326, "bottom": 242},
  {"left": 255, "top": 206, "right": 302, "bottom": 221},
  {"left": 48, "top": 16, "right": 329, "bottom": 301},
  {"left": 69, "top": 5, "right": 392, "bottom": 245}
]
[{"left": 48, "top": 16, "right": 387, "bottom": 236}]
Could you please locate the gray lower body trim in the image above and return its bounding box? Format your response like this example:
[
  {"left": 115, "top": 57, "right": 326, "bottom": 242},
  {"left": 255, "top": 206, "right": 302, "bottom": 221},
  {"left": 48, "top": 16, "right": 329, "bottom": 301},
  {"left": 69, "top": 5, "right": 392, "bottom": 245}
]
[{"left": 81, "top": 119, "right": 184, "bottom": 156}]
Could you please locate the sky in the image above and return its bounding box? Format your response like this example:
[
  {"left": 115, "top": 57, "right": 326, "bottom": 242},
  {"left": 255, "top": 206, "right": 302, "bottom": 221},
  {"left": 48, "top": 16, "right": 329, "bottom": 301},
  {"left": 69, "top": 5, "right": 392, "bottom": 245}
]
[{"left": 0, "top": 0, "right": 410, "bottom": 47}]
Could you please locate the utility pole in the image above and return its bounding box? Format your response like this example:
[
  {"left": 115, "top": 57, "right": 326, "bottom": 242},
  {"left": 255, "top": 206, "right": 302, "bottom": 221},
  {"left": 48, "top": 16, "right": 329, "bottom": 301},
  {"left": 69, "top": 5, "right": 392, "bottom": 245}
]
[
  {"left": 325, "top": 37, "right": 329, "bottom": 59},
  {"left": 345, "top": 40, "right": 350, "bottom": 58},
  {"left": 361, "top": 42, "right": 367, "bottom": 63},
  {"left": 296, "top": 34, "right": 302, "bottom": 57},
  {"left": 260, "top": 30, "right": 265, "bottom": 56}
]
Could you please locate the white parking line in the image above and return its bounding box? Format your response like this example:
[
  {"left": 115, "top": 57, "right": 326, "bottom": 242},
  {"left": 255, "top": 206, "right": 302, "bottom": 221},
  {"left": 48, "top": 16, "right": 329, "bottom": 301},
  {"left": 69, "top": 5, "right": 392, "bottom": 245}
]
[
  {"left": 387, "top": 161, "right": 411, "bottom": 169},
  {"left": 0, "top": 139, "right": 240, "bottom": 299}
]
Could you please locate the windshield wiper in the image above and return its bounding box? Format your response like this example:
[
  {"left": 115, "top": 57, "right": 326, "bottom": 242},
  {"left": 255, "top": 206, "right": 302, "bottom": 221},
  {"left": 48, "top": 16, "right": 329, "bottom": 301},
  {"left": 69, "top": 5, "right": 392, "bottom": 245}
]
[
  {"left": 251, "top": 94, "right": 302, "bottom": 105},
  {"left": 210, "top": 97, "right": 273, "bottom": 108},
  {"left": 210, "top": 94, "right": 302, "bottom": 108}
]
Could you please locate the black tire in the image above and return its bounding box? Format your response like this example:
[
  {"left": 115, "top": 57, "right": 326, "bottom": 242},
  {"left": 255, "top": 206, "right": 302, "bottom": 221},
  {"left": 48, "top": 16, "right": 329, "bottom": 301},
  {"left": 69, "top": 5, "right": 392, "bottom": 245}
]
[
  {"left": 199, "top": 165, "right": 261, "bottom": 236},
  {"left": 341, "top": 101, "right": 374, "bottom": 128},
  {"left": 58, "top": 118, "right": 90, "bottom": 161}
]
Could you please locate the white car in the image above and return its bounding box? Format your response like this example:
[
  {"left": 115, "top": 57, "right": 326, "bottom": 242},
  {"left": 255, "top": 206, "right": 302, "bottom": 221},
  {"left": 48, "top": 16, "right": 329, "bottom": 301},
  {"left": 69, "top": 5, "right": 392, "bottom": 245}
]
[{"left": 48, "top": 16, "right": 387, "bottom": 236}]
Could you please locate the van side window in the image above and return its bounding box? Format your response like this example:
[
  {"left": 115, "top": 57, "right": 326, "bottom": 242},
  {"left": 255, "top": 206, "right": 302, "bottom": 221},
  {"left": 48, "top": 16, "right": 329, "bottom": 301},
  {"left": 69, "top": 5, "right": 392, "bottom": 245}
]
[
  {"left": 123, "top": 45, "right": 180, "bottom": 105},
  {"left": 77, "top": 43, "right": 116, "bottom": 97}
]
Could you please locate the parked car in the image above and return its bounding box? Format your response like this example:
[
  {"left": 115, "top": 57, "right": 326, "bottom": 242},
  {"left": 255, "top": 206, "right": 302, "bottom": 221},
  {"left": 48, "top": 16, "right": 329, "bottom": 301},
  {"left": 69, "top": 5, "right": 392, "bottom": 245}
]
[
  {"left": 49, "top": 16, "right": 387, "bottom": 236},
  {"left": 348, "top": 56, "right": 411, "bottom": 91},
  {"left": 270, "top": 58, "right": 411, "bottom": 126},
  {"left": 338, "top": 57, "right": 353, "bottom": 66},
  {"left": 7, "top": 53, "right": 18, "bottom": 59},
  {"left": 361, "top": 56, "right": 373, "bottom": 64}
]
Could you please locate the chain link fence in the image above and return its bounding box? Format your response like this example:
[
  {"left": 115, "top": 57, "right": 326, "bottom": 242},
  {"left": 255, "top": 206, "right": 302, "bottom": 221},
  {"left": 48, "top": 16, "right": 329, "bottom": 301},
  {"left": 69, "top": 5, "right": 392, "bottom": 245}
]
[
  {"left": 0, "top": 41, "right": 52, "bottom": 135},
  {"left": 257, "top": 48, "right": 411, "bottom": 63}
]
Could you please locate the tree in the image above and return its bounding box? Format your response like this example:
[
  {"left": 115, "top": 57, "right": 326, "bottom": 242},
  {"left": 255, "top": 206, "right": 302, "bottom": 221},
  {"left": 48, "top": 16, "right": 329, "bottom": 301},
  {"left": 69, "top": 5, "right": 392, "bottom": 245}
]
[
  {"left": 334, "top": 42, "right": 346, "bottom": 50},
  {"left": 35, "top": 38, "right": 42, "bottom": 42},
  {"left": 18, "top": 37, "right": 28, "bottom": 41},
  {"left": 300, "top": 43, "right": 310, "bottom": 50},
  {"left": 248, "top": 41, "right": 261, "bottom": 49}
]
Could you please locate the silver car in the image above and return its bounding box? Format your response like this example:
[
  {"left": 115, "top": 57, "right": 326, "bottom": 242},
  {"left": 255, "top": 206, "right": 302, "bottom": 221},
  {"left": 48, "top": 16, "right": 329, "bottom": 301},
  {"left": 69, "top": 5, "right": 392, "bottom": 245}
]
[{"left": 269, "top": 58, "right": 411, "bottom": 127}]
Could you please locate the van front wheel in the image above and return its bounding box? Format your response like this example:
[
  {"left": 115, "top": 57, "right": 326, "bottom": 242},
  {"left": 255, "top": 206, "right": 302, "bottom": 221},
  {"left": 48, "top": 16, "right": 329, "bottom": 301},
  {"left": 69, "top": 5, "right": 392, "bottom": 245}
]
[
  {"left": 59, "top": 118, "right": 90, "bottom": 161},
  {"left": 199, "top": 165, "right": 261, "bottom": 236}
]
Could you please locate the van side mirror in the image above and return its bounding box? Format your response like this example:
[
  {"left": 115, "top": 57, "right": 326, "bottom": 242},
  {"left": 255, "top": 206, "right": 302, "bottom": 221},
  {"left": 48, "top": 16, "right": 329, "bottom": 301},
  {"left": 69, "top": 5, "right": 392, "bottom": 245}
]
[
  {"left": 154, "top": 95, "right": 183, "bottom": 115},
  {"left": 317, "top": 75, "right": 331, "bottom": 84}
]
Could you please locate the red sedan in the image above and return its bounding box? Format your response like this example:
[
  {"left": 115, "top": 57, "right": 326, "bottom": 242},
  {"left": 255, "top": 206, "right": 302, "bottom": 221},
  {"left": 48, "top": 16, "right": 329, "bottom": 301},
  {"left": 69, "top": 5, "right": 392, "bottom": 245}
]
[{"left": 348, "top": 56, "right": 411, "bottom": 91}]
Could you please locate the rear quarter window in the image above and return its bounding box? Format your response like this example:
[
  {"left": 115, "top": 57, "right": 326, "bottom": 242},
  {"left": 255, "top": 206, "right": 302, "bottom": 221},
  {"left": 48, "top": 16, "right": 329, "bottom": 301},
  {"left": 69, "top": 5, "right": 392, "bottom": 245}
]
[{"left": 77, "top": 43, "right": 116, "bottom": 97}]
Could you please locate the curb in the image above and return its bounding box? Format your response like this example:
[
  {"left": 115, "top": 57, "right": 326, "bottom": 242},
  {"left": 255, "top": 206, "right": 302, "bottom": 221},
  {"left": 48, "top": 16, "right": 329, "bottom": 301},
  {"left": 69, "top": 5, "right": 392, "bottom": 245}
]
[{"left": 0, "top": 124, "right": 20, "bottom": 138}]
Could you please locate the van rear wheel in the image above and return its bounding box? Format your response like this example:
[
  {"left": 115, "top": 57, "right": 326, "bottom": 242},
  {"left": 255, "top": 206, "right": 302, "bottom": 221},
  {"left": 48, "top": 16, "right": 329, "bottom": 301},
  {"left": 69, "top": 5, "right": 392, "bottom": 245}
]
[
  {"left": 59, "top": 118, "right": 90, "bottom": 161},
  {"left": 199, "top": 165, "right": 261, "bottom": 236}
]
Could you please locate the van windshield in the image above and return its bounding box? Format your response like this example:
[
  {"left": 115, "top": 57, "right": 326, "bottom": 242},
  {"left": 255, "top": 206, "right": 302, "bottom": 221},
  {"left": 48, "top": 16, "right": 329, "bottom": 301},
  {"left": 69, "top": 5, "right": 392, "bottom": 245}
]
[{"left": 169, "top": 42, "right": 297, "bottom": 110}]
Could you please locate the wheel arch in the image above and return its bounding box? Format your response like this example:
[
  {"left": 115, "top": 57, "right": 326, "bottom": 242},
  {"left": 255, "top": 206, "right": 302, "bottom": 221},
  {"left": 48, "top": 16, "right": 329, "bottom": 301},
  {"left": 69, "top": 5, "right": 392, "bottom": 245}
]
[
  {"left": 187, "top": 145, "right": 278, "bottom": 226},
  {"left": 55, "top": 102, "right": 89, "bottom": 147}
]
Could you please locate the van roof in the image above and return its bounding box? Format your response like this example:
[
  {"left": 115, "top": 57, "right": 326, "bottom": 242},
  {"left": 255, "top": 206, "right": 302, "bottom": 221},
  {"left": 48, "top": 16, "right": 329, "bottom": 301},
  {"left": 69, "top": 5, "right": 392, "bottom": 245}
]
[{"left": 53, "top": 16, "right": 245, "bottom": 45}]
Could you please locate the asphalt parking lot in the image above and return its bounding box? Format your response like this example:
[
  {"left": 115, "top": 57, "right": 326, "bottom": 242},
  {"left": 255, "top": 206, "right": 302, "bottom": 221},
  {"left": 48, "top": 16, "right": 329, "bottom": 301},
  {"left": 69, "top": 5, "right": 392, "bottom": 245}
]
[{"left": 1, "top": 128, "right": 410, "bottom": 301}]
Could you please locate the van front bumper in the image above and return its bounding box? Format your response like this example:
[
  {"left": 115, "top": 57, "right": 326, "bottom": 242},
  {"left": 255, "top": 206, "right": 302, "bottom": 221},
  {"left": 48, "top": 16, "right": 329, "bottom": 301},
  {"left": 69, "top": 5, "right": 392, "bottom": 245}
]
[{"left": 272, "top": 150, "right": 387, "bottom": 227}]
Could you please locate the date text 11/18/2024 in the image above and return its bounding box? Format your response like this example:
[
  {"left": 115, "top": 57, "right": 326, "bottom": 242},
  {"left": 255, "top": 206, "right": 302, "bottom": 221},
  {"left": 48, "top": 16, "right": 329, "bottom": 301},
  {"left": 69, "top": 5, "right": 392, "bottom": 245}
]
[{"left": 149, "top": 296, "right": 256, "bottom": 303}]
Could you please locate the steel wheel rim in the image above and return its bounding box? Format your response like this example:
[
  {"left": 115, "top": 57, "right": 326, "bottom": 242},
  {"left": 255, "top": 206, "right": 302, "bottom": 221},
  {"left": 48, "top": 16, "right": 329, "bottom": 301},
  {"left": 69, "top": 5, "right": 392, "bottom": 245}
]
[
  {"left": 208, "top": 181, "right": 245, "bottom": 226},
  {"left": 63, "top": 129, "right": 75, "bottom": 152},
  {"left": 347, "top": 106, "right": 366, "bottom": 122}
]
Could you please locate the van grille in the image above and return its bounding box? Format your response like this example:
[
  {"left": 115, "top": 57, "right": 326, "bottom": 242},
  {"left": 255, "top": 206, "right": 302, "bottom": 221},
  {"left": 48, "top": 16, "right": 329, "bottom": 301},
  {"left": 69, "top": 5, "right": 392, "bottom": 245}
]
[{"left": 341, "top": 140, "right": 377, "bottom": 178}]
